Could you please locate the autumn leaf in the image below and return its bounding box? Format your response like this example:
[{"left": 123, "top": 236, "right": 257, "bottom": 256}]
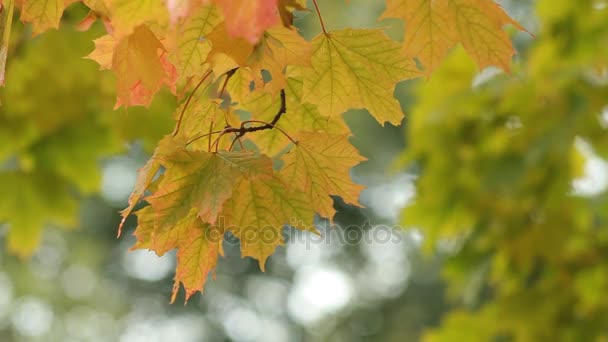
[
  {"left": 86, "top": 34, "right": 115, "bottom": 71},
  {"left": 168, "top": 4, "right": 221, "bottom": 81},
  {"left": 206, "top": 22, "right": 254, "bottom": 68},
  {"left": 119, "top": 135, "right": 184, "bottom": 237},
  {"left": 449, "top": 0, "right": 528, "bottom": 71},
  {"left": 213, "top": 0, "right": 280, "bottom": 44},
  {"left": 222, "top": 176, "right": 316, "bottom": 270},
  {"left": 302, "top": 29, "right": 421, "bottom": 125},
  {"left": 171, "top": 215, "right": 223, "bottom": 303},
  {"left": 20, "top": 0, "right": 65, "bottom": 35},
  {"left": 103, "top": 0, "right": 168, "bottom": 38},
  {"left": 281, "top": 132, "right": 366, "bottom": 220},
  {"left": 146, "top": 149, "right": 273, "bottom": 234},
  {"left": 382, "top": 0, "right": 528, "bottom": 74},
  {"left": 173, "top": 99, "right": 240, "bottom": 151},
  {"left": 109, "top": 25, "right": 171, "bottom": 107},
  {"left": 249, "top": 26, "right": 313, "bottom": 93},
  {"left": 240, "top": 76, "right": 348, "bottom": 155}
]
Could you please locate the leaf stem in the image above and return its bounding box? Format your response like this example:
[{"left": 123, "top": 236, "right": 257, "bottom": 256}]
[
  {"left": 172, "top": 70, "right": 212, "bottom": 137},
  {"left": 312, "top": 0, "right": 328, "bottom": 35}
]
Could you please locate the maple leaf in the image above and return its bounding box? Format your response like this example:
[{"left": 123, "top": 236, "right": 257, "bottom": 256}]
[
  {"left": 103, "top": 0, "right": 168, "bottom": 38},
  {"left": 280, "top": 132, "right": 366, "bottom": 220},
  {"left": 302, "top": 29, "right": 421, "bottom": 125},
  {"left": 239, "top": 76, "right": 348, "bottom": 155},
  {"left": 168, "top": 4, "right": 221, "bottom": 82},
  {"left": 130, "top": 205, "right": 155, "bottom": 250},
  {"left": 222, "top": 176, "right": 316, "bottom": 270},
  {"left": 206, "top": 22, "right": 254, "bottom": 68},
  {"left": 118, "top": 135, "right": 183, "bottom": 237},
  {"left": 213, "top": 0, "right": 280, "bottom": 44},
  {"left": 382, "top": 0, "right": 528, "bottom": 74},
  {"left": 173, "top": 99, "right": 240, "bottom": 151},
  {"left": 449, "top": 0, "right": 528, "bottom": 71},
  {"left": 87, "top": 34, "right": 114, "bottom": 71},
  {"left": 19, "top": 0, "right": 65, "bottom": 35},
  {"left": 171, "top": 216, "right": 223, "bottom": 303},
  {"left": 146, "top": 149, "right": 273, "bottom": 235},
  {"left": 107, "top": 26, "right": 173, "bottom": 107},
  {"left": 115, "top": 52, "right": 178, "bottom": 108},
  {"left": 249, "top": 26, "right": 313, "bottom": 94}
]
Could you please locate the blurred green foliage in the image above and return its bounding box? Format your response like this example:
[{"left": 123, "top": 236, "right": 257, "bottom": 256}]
[
  {"left": 402, "top": 0, "right": 608, "bottom": 340},
  {"left": 0, "top": 8, "right": 174, "bottom": 256}
]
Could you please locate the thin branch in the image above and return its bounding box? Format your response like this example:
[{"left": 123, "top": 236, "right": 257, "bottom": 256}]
[
  {"left": 312, "top": 0, "right": 328, "bottom": 35},
  {"left": 241, "top": 120, "right": 297, "bottom": 144},
  {"left": 210, "top": 89, "right": 290, "bottom": 152},
  {"left": 172, "top": 70, "right": 213, "bottom": 137}
]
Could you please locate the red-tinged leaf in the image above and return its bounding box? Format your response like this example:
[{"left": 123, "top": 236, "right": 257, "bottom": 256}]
[
  {"left": 213, "top": 0, "right": 280, "bottom": 44},
  {"left": 111, "top": 25, "right": 174, "bottom": 108}
]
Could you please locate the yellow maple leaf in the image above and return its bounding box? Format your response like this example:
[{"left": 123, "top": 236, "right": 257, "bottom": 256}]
[
  {"left": 250, "top": 26, "right": 313, "bottom": 94},
  {"left": 382, "top": 0, "right": 529, "bottom": 74},
  {"left": 222, "top": 176, "right": 316, "bottom": 270},
  {"left": 86, "top": 34, "right": 115, "bottom": 71},
  {"left": 20, "top": 0, "right": 65, "bottom": 35},
  {"left": 103, "top": 0, "right": 168, "bottom": 38},
  {"left": 381, "top": 0, "right": 454, "bottom": 76},
  {"left": 171, "top": 216, "right": 223, "bottom": 303},
  {"left": 206, "top": 22, "right": 254, "bottom": 68},
  {"left": 240, "top": 76, "right": 348, "bottom": 155},
  {"left": 280, "top": 132, "right": 366, "bottom": 220},
  {"left": 449, "top": 0, "right": 529, "bottom": 71},
  {"left": 168, "top": 4, "right": 221, "bottom": 82},
  {"left": 302, "top": 29, "right": 421, "bottom": 125},
  {"left": 173, "top": 99, "right": 240, "bottom": 151}
]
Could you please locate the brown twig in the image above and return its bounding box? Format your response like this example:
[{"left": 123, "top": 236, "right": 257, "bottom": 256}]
[{"left": 211, "top": 89, "right": 290, "bottom": 152}]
